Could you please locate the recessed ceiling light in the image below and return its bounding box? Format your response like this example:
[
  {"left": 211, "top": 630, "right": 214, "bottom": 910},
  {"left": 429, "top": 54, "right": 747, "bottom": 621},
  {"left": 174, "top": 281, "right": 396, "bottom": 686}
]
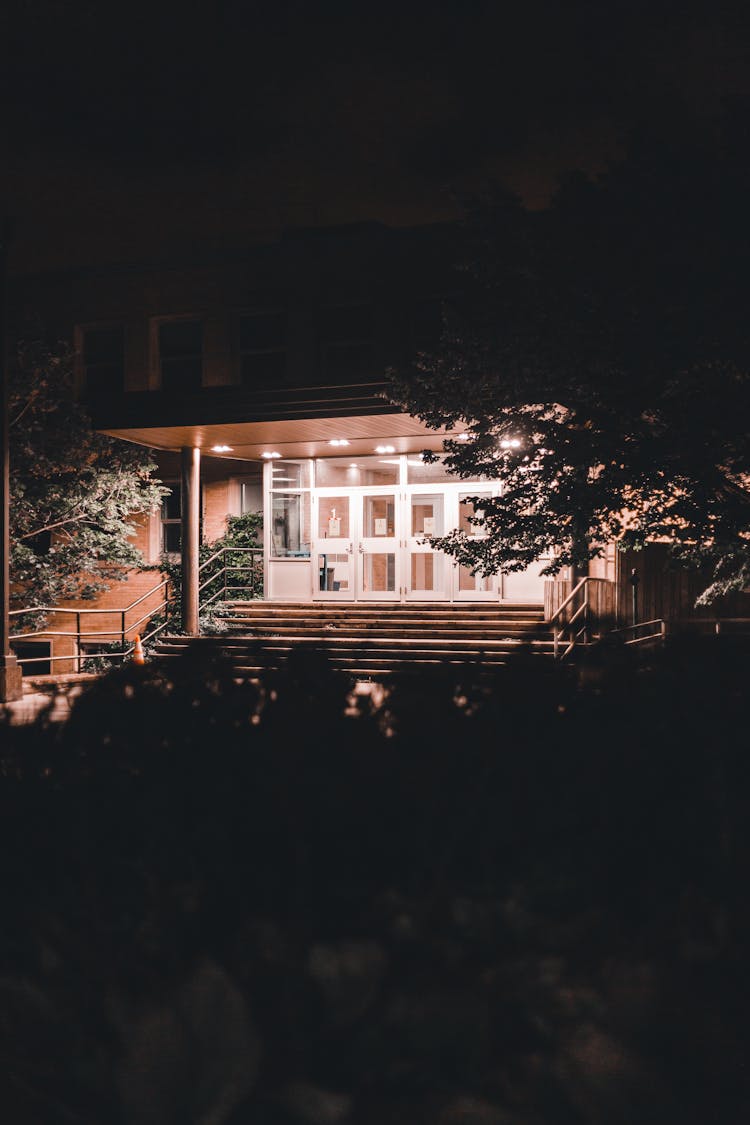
[
  {"left": 500, "top": 438, "right": 521, "bottom": 450},
  {"left": 262, "top": 451, "right": 282, "bottom": 459},
  {"left": 374, "top": 445, "right": 395, "bottom": 454},
  {"left": 211, "top": 444, "right": 233, "bottom": 453},
  {"left": 328, "top": 438, "right": 351, "bottom": 447},
  {"left": 456, "top": 432, "right": 470, "bottom": 442}
]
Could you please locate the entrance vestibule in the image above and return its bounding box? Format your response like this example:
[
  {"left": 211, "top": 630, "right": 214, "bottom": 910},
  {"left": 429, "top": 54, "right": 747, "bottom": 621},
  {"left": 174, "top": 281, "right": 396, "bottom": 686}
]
[{"left": 265, "top": 454, "right": 547, "bottom": 604}]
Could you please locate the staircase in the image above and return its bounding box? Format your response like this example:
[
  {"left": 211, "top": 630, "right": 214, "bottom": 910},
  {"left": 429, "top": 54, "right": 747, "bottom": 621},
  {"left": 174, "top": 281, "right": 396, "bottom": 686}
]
[{"left": 153, "top": 601, "right": 554, "bottom": 680}]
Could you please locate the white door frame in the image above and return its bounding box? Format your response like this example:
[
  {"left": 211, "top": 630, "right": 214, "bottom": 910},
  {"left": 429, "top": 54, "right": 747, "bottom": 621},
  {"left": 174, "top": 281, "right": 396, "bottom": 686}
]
[{"left": 309, "top": 462, "right": 545, "bottom": 604}]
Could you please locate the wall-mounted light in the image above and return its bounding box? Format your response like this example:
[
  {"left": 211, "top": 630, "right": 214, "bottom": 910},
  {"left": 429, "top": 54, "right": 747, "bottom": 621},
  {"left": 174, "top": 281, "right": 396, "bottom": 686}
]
[
  {"left": 500, "top": 438, "right": 521, "bottom": 450},
  {"left": 211, "top": 444, "right": 233, "bottom": 453},
  {"left": 328, "top": 439, "right": 351, "bottom": 447},
  {"left": 262, "top": 451, "right": 282, "bottom": 459},
  {"left": 374, "top": 445, "right": 395, "bottom": 454}
]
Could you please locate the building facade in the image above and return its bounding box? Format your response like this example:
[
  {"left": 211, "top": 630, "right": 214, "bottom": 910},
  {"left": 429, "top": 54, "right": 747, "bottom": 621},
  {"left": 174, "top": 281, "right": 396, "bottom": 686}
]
[{"left": 14, "top": 220, "right": 742, "bottom": 672}]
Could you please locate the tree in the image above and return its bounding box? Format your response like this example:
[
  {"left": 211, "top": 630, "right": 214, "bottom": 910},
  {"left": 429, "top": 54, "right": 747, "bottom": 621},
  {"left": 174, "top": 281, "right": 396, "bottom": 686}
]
[
  {"left": 389, "top": 135, "right": 750, "bottom": 603},
  {"left": 10, "top": 335, "right": 167, "bottom": 610}
]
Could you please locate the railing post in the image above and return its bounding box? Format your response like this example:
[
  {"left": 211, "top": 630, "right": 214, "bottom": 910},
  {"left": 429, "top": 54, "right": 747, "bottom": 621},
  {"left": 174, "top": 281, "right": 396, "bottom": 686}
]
[
  {"left": 181, "top": 446, "right": 201, "bottom": 636},
  {"left": 121, "top": 609, "right": 126, "bottom": 659},
  {"left": 76, "top": 610, "right": 81, "bottom": 673},
  {"left": 629, "top": 568, "right": 640, "bottom": 626}
]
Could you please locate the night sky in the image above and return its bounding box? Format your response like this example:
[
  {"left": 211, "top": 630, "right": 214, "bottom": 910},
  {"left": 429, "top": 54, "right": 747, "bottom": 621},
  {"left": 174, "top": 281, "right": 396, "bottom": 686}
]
[{"left": 2, "top": 1, "right": 748, "bottom": 273}]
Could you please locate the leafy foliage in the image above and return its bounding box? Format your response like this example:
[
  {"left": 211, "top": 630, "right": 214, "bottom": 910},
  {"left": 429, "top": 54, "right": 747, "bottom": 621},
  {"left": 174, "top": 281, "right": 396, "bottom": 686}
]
[
  {"left": 0, "top": 641, "right": 748, "bottom": 1122},
  {"left": 156, "top": 511, "right": 264, "bottom": 637},
  {"left": 10, "top": 337, "right": 167, "bottom": 610},
  {"left": 389, "top": 140, "right": 750, "bottom": 601}
]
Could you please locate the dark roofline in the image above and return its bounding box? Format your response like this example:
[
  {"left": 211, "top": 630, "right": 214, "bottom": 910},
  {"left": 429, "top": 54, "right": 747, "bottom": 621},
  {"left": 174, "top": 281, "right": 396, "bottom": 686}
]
[{"left": 10, "top": 220, "right": 462, "bottom": 286}]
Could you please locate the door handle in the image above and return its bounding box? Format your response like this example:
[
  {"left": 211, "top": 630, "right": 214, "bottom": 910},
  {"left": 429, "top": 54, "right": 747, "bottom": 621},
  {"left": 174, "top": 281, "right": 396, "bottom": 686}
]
[{"left": 347, "top": 541, "right": 353, "bottom": 555}]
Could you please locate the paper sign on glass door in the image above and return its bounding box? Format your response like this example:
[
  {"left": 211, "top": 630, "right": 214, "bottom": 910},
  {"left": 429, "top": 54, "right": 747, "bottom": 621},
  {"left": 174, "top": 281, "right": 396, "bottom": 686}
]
[
  {"left": 374, "top": 518, "right": 387, "bottom": 536},
  {"left": 423, "top": 516, "right": 435, "bottom": 535}
]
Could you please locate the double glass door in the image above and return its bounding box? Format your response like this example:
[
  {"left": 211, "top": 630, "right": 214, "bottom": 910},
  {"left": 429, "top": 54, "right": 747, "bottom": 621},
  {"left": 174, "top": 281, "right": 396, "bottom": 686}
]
[
  {"left": 314, "top": 490, "right": 400, "bottom": 601},
  {"left": 312, "top": 486, "right": 545, "bottom": 602}
]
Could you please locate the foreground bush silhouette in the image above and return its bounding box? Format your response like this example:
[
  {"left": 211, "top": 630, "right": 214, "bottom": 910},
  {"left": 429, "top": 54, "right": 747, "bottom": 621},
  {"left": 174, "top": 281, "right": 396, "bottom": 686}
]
[{"left": 0, "top": 638, "right": 748, "bottom": 1124}]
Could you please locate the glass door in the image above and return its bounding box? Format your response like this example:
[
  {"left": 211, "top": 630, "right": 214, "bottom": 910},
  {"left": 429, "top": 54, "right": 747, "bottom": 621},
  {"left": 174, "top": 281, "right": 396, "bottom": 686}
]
[
  {"left": 358, "top": 491, "right": 400, "bottom": 600},
  {"left": 406, "top": 491, "right": 448, "bottom": 600},
  {"left": 453, "top": 493, "right": 498, "bottom": 601},
  {"left": 313, "top": 494, "right": 354, "bottom": 599}
]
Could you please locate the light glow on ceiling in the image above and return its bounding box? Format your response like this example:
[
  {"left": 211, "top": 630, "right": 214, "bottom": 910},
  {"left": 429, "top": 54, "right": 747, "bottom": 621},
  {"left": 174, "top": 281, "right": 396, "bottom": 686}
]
[
  {"left": 262, "top": 451, "right": 282, "bottom": 459},
  {"left": 328, "top": 438, "right": 351, "bottom": 447},
  {"left": 210, "top": 444, "right": 233, "bottom": 453},
  {"left": 374, "top": 445, "right": 395, "bottom": 454}
]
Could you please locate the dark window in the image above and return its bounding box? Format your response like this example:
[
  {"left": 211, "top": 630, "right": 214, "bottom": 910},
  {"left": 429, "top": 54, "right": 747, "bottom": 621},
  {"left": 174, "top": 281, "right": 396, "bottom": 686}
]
[
  {"left": 239, "top": 311, "right": 287, "bottom": 386},
  {"left": 11, "top": 641, "right": 51, "bottom": 676},
  {"left": 161, "top": 484, "right": 182, "bottom": 554},
  {"left": 319, "top": 304, "right": 375, "bottom": 381},
  {"left": 82, "top": 326, "right": 125, "bottom": 392},
  {"left": 159, "top": 320, "right": 203, "bottom": 391},
  {"left": 160, "top": 483, "right": 203, "bottom": 554}
]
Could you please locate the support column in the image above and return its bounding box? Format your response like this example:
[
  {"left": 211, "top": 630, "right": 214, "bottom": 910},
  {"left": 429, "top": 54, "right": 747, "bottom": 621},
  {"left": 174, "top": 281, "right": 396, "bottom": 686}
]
[
  {"left": 181, "top": 446, "right": 200, "bottom": 636},
  {"left": 0, "top": 223, "right": 22, "bottom": 701}
]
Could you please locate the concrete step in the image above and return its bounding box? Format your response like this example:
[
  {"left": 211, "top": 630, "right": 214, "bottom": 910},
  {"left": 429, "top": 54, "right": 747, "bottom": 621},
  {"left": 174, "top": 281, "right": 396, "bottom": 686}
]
[
  {"left": 157, "top": 600, "right": 554, "bottom": 680},
  {"left": 216, "top": 621, "right": 546, "bottom": 638}
]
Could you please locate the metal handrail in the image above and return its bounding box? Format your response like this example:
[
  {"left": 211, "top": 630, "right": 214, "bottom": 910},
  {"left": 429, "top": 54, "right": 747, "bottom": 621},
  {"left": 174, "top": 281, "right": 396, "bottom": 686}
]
[
  {"left": 10, "top": 547, "right": 263, "bottom": 673},
  {"left": 549, "top": 576, "right": 618, "bottom": 660},
  {"left": 610, "top": 619, "right": 667, "bottom": 647}
]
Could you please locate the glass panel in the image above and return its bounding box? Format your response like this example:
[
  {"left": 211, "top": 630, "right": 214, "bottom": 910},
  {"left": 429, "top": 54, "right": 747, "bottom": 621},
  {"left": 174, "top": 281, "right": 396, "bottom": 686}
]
[
  {"left": 411, "top": 552, "right": 443, "bottom": 592},
  {"left": 363, "top": 495, "right": 395, "bottom": 537},
  {"left": 159, "top": 319, "right": 203, "bottom": 357},
  {"left": 316, "top": 457, "right": 399, "bottom": 487},
  {"left": 411, "top": 494, "right": 444, "bottom": 536},
  {"left": 362, "top": 553, "right": 396, "bottom": 593},
  {"left": 271, "top": 461, "right": 310, "bottom": 489},
  {"left": 162, "top": 487, "right": 181, "bottom": 521},
  {"left": 459, "top": 566, "right": 493, "bottom": 593},
  {"left": 459, "top": 495, "right": 490, "bottom": 536},
  {"left": 84, "top": 327, "right": 123, "bottom": 364},
  {"left": 406, "top": 457, "right": 452, "bottom": 484},
  {"left": 407, "top": 458, "right": 488, "bottom": 485},
  {"left": 317, "top": 496, "right": 350, "bottom": 539},
  {"left": 271, "top": 494, "right": 311, "bottom": 557},
  {"left": 163, "top": 522, "right": 181, "bottom": 554},
  {"left": 317, "top": 553, "right": 350, "bottom": 592}
]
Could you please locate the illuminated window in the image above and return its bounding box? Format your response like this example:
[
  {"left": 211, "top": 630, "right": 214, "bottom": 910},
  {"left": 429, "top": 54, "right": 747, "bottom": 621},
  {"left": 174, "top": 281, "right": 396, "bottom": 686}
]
[
  {"left": 270, "top": 461, "right": 311, "bottom": 558},
  {"left": 239, "top": 310, "right": 287, "bottom": 386},
  {"left": 158, "top": 319, "right": 203, "bottom": 391}
]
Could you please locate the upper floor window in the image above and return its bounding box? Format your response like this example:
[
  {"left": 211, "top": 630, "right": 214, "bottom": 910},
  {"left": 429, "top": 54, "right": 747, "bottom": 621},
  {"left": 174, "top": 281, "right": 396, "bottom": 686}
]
[
  {"left": 158, "top": 319, "right": 203, "bottom": 392},
  {"left": 239, "top": 311, "right": 287, "bottom": 386},
  {"left": 81, "top": 326, "right": 125, "bottom": 393},
  {"left": 319, "top": 303, "right": 375, "bottom": 381}
]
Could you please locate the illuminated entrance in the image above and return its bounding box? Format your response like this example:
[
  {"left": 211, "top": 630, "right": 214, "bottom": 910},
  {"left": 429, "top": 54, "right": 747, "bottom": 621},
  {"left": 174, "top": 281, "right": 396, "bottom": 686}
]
[{"left": 265, "top": 454, "right": 546, "bottom": 604}]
